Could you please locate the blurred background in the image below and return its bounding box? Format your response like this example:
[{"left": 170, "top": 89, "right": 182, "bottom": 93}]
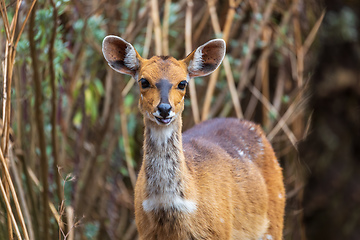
[{"left": 0, "top": 0, "right": 359, "bottom": 239}]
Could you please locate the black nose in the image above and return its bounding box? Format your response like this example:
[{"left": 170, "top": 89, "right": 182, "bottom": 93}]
[{"left": 158, "top": 103, "right": 172, "bottom": 118}]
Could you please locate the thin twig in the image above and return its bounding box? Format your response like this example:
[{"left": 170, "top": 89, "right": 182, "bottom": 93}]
[
  {"left": 9, "top": 0, "right": 23, "bottom": 42},
  {"left": 267, "top": 90, "right": 306, "bottom": 144},
  {"left": 0, "top": 176, "right": 22, "bottom": 240},
  {"left": 202, "top": 0, "right": 243, "bottom": 120},
  {"left": 122, "top": 17, "right": 153, "bottom": 97},
  {"left": 101, "top": 68, "right": 114, "bottom": 121},
  {"left": 29, "top": 3, "right": 50, "bottom": 239},
  {"left": 247, "top": 84, "right": 298, "bottom": 147},
  {"left": 119, "top": 101, "right": 137, "bottom": 189},
  {"left": 0, "top": 0, "right": 11, "bottom": 40},
  {"left": 27, "top": 167, "right": 64, "bottom": 228},
  {"left": 151, "top": 0, "right": 162, "bottom": 55},
  {"left": 0, "top": 148, "right": 30, "bottom": 240},
  {"left": 142, "top": 17, "right": 153, "bottom": 59},
  {"left": 49, "top": 0, "right": 66, "bottom": 236},
  {"left": 185, "top": 0, "right": 200, "bottom": 124},
  {"left": 302, "top": 10, "right": 325, "bottom": 56},
  {"left": 237, "top": 0, "right": 276, "bottom": 93},
  {"left": 201, "top": 0, "right": 222, "bottom": 120},
  {"left": 9, "top": 151, "right": 34, "bottom": 240},
  {"left": 193, "top": 7, "right": 209, "bottom": 42},
  {"left": 162, "top": 0, "right": 171, "bottom": 55},
  {"left": 14, "top": 0, "right": 37, "bottom": 48},
  {"left": 223, "top": 56, "right": 243, "bottom": 118}
]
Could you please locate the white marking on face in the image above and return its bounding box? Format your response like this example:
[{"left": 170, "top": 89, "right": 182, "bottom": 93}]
[
  {"left": 266, "top": 234, "right": 273, "bottom": 240},
  {"left": 278, "top": 193, "right": 283, "bottom": 199},
  {"left": 142, "top": 195, "right": 197, "bottom": 213},
  {"left": 153, "top": 110, "right": 175, "bottom": 119},
  {"left": 152, "top": 110, "right": 177, "bottom": 126},
  {"left": 250, "top": 127, "right": 255, "bottom": 131}
]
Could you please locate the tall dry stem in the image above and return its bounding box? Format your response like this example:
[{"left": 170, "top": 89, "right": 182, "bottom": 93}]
[
  {"left": 0, "top": 1, "right": 36, "bottom": 239},
  {"left": 185, "top": 0, "right": 200, "bottom": 124},
  {"left": 151, "top": 0, "right": 162, "bottom": 55},
  {"left": 29, "top": 3, "right": 50, "bottom": 239}
]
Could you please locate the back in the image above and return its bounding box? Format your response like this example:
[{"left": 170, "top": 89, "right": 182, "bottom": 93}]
[
  {"left": 182, "top": 118, "right": 285, "bottom": 239},
  {"left": 183, "top": 118, "right": 267, "bottom": 167}
]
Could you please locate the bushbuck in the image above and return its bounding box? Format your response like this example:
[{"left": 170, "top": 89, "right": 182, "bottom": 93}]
[{"left": 102, "top": 36, "right": 285, "bottom": 240}]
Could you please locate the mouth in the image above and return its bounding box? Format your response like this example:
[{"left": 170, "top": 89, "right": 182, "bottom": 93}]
[{"left": 155, "top": 117, "right": 172, "bottom": 125}]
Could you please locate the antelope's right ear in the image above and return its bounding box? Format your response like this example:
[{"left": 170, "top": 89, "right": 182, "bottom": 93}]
[
  {"left": 102, "top": 35, "right": 142, "bottom": 78},
  {"left": 183, "top": 39, "right": 226, "bottom": 78}
]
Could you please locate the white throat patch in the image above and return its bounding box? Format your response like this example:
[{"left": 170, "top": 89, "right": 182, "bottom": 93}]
[
  {"left": 142, "top": 195, "right": 197, "bottom": 213},
  {"left": 149, "top": 124, "right": 176, "bottom": 146}
]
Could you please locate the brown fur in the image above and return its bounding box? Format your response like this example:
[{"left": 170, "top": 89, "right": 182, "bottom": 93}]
[
  {"left": 137, "top": 56, "right": 188, "bottom": 118},
  {"left": 102, "top": 36, "right": 285, "bottom": 240}
]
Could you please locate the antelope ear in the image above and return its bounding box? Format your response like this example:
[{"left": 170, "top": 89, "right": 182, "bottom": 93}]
[
  {"left": 183, "top": 39, "right": 226, "bottom": 78},
  {"left": 102, "top": 35, "right": 142, "bottom": 78}
]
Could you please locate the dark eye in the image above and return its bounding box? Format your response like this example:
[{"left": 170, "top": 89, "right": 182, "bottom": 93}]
[
  {"left": 139, "top": 78, "right": 150, "bottom": 89},
  {"left": 177, "top": 81, "right": 187, "bottom": 90}
]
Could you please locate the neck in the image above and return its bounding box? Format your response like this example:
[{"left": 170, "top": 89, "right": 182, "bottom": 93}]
[{"left": 142, "top": 117, "right": 196, "bottom": 213}]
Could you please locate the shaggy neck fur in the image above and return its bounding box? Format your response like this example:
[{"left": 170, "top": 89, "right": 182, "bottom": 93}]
[{"left": 142, "top": 117, "right": 196, "bottom": 213}]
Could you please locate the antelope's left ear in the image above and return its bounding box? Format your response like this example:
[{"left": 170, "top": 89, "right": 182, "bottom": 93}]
[
  {"left": 183, "top": 39, "right": 226, "bottom": 78},
  {"left": 102, "top": 35, "right": 143, "bottom": 78}
]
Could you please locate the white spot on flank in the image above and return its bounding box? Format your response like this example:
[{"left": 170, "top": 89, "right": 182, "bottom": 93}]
[
  {"left": 266, "top": 234, "right": 273, "bottom": 240},
  {"left": 259, "top": 234, "right": 273, "bottom": 240},
  {"left": 258, "top": 138, "right": 264, "bottom": 148},
  {"left": 278, "top": 193, "right": 283, "bottom": 199},
  {"left": 274, "top": 158, "right": 280, "bottom": 166},
  {"left": 142, "top": 195, "right": 197, "bottom": 213},
  {"left": 250, "top": 127, "right": 255, "bottom": 131},
  {"left": 220, "top": 218, "right": 225, "bottom": 223},
  {"left": 237, "top": 149, "right": 245, "bottom": 157}
]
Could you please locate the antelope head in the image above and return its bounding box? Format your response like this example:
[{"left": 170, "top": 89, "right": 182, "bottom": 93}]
[{"left": 102, "top": 36, "right": 226, "bottom": 126}]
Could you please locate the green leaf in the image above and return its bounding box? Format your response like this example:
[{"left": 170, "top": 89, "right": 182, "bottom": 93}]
[
  {"left": 124, "top": 94, "right": 134, "bottom": 107},
  {"left": 84, "top": 88, "right": 97, "bottom": 123},
  {"left": 73, "top": 111, "right": 83, "bottom": 127},
  {"left": 282, "top": 95, "right": 290, "bottom": 103},
  {"left": 84, "top": 222, "right": 99, "bottom": 239},
  {"left": 93, "top": 78, "right": 104, "bottom": 96}
]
